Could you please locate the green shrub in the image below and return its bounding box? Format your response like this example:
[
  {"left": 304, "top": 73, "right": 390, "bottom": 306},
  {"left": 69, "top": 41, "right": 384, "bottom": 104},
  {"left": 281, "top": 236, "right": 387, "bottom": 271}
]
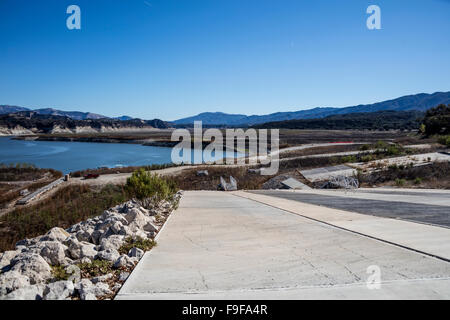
[
  {"left": 437, "top": 135, "right": 450, "bottom": 147},
  {"left": 386, "top": 145, "right": 401, "bottom": 156},
  {"left": 359, "top": 144, "right": 370, "bottom": 151},
  {"left": 118, "top": 236, "right": 157, "bottom": 255},
  {"left": 125, "top": 169, "right": 178, "bottom": 208},
  {"left": 414, "top": 177, "right": 422, "bottom": 185},
  {"left": 395, "top": 178, "right": 406, "bottom": 186},
  {"left": 51, "top": 265, "right": 70, "bottom": 281},
  {"left": 77, "top": 260, "right": 115, "bottom": 278}
]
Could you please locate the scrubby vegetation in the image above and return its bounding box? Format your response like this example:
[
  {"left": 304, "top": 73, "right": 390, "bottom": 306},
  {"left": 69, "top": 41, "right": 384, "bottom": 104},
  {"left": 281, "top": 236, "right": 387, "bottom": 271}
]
[
  {"left": 0, "top": 184, "right": 128, "bottom": 251},
  {"left": 0, "top": 163, "right": 62, "bottom": 181},
  {"left": 125, "top": 169, "right": 178, "bottom": 208},
  {"left": 255, "top": 111, "right": 424, "bottom": 131},
  {"left": 70, "top": 163, "right": 178, "bottom": 178},
  {"left": 118, "top": 236, "right": 156, "bottom": 255},
  {"left": 358, "top": 162, "right": 450, "bottom": 189},
  {"left": 422, "top": 104, "right": 450, "bottom": 136},
  {"left": 171, "top": 166, "right": 273, "bottom": 190}
]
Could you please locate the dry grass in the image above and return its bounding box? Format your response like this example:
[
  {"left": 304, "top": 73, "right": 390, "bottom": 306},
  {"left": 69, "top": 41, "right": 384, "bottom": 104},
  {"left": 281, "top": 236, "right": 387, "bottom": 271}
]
[
  {"left": 0, "top": 184, "right": 128, "bottom": 252},
  {"left": 171, "top": 166, "right": 274, "bottom": 190},
  {"left": 358, "top": 162, "right": 450, "bottom": 189}
]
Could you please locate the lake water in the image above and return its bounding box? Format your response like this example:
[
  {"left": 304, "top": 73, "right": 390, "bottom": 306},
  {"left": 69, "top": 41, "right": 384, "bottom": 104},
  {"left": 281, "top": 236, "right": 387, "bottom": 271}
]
[{"left": 0, "top": 137, "right": 240, "bottom": 173}]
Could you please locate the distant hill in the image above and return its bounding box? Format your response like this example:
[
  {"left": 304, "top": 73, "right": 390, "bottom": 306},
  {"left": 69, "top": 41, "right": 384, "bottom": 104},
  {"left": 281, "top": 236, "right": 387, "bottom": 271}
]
[
  {"left": 174, "top": 91, "right": 450, "bottom": 126},
  {"left": 0, "top": 112, "right": 170, "bottom": 135},
  {"left": 0, "top": 105, "right": 108, "bottom": 120},
  {"left": 253, "top": 110, "right": 425, "bottom": 131},
  {"left": 0, "top": 105, "right": 30, "bottom": 114},
  {"left": 32, "top": 108, "right": 107, "bottom": 120}
]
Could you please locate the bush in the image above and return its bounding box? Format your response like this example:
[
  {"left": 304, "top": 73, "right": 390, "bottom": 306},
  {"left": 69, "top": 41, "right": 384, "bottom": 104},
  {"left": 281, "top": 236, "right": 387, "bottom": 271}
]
[
  {"left": 414, "top": 177, "right": 422, "bottom": 185},
  {"left": 77, "top": 260, "right": 115, "bottom": 278},
  {"left": 437, "top": 135, "right": 450, "bottom": 147},
  {"left": 125, "top": 169, "right": 178, "bottom": 208},
  {"left": 118, "top": 236, "right": 156, "bottom": 255},
  {"left": 395, "top": 178, "right": 406, "bottom": 186},
  {"left": 423, "top": 104, "right": 450, "bottom": 135}
]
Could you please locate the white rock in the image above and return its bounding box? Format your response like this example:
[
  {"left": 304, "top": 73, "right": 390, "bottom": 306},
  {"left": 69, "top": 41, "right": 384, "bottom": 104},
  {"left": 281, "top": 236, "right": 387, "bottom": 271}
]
[
  {"left": 39, "top": 241, "right": 68, "bottom": 266},
  {"left": 143, "top": 221, "right": 159, "bottom": 233},
  {"left": 1, "top": 284, "right": 45, "bottom": 300},
  {"left": 91, "top": 230, "right": 104, "bottom": 245},
  {"left": 125, "top": 208, "right": 150, "bottom": 231},
  {"left": 76, "top": 228, "right": 93, "bottom": 242},
  {"left": 113, "top": 255, "right": 135, "bottom": 269},
  {"left": 100, "top": 235, "right": 124, "bottom": 251},
  {"left": 68, "top": 239, "right": 97, "bottom": 260},
  {"left": 78, "top": 279, "right": 112, "bottom": 300},
  {"left": 118, "top": 272, "right": 130, "bottom": 282},
  {"left": 43, "top": 280, "right": 75, "bottom": 300},
  {"left": 10, "top": 254, "right": 52, "bottom": 284},
  {"left": 83, "top": 293, "right": 97, "bottom": 300},
  {"left": 80, "top": 257, "right": 91, "bottom": 264},
  {"left": 128, "top": 247, "right": 144, "bottom": 259},
  {"left": 79, "top": 242, "right": 97, "bottom": 260},
  {"left": 97, "top": 249, "right": 120, "bottom": 262},
  {"left": 40, "top": 227, "right": 70, "bottom": 243},
  {"left": 110, "top": 221, "right": 123, "bottom": 234},
  {"left": 118, "top": 225, "right": 134, "bottom": 237},
  {"left": 91, "top": 273, "right": 113, "bottom": 284},
  {"left": 0, "top": 250, "right": 20, "bottom": 270},
  {"left": 0, "top": 271, "right": 30, "bottom": 296}
]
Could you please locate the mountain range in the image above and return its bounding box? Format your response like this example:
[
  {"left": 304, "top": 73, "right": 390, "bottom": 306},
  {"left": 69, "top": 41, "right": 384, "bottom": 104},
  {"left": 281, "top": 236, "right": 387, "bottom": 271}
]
[
  {"left": 1, "top": 91, "right": 449, "bottom": 126},
  {"left": 173, "top": 91, "right": 450, "bottom": 126}
]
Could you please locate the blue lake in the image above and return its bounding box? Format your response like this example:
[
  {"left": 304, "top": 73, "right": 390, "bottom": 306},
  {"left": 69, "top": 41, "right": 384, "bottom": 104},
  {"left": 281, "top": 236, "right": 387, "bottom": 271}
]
[{"left": 0, "top": 137, "right": 239, "bottom": 174}]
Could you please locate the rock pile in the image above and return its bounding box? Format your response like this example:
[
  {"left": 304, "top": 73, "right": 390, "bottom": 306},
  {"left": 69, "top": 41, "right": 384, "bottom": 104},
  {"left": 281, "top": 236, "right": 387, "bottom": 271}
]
[{"left": 0, "top": 191, "right": 182, "bottom": 300}]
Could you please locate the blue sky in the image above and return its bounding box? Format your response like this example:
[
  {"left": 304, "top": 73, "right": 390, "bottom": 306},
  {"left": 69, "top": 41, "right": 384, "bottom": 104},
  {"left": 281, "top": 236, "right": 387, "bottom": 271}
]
[{"left": 0, "top": 0, "right": 449, "bottom": 120}]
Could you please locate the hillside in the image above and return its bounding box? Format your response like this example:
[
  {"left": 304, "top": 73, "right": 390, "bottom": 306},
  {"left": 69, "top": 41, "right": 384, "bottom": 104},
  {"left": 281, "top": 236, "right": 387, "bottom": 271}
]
[
  {"left": 0, "top": 106, "right": 131, "bottom": 121},
  {"left": 253, "top": 110, "right": 425, "bottom": 131},
  {"left": 174, "top": 91, "right": 450, "bottom": 126},
  {"left": 0, "top": 112, "right": 170, "bottom": 135}
]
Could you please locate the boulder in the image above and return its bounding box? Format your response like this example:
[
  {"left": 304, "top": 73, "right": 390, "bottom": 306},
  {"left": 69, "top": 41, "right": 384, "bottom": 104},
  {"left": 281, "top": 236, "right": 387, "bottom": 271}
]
[
  {"left": 75, "top": 228, "right": 94, "bottom": 242},
  {"left": 118, "top": 272, "right": 130, "bottom": 282},
  {"left": 0, "top": 250, "right": 20, "bottom": 270},
  {"left": 128, "top": 247, "right": 144, "bottom": 260},
  {"left": 77, "top": 279, "right": 112, "bottom": 300},
  {"left": 79, "top": 242, "right": 97, "bottom": 260},
  {"left": 100, "top": 235, "right": 125, "bottom": 251},
  {"left": 143, "top": 221, "right": 159, "bottom": 233},
  {"left": 43, "top": 280, "right": 75, "bottom": 300},
  {"left": 125, "top": 208, "right": 150, "bottom": 231},
  {"left": 39, "top": 241, "right": 68, "bottom": 266},
  {"left": 113, "top": 255, "right": 135, "bottom": 269},
  {"left": 40, "top": 227, "right": 70, "bottom": 243},
  {"left": 1, "top": 284, "right": 45, "bottom": 300},
  {"left": 91, "top": 230, "right": 104, "bottom": 245},
  {"left": 97, "top": 249, "right": 120, "bottom": 262},
  {"left": 10, "top": 254, "right": 52, "bottom": 284},
  {"left": 91, "top": 273, "right": 113, "bottom": 284},
  {"left": 0, "top": 271, "right": 30, "bottom": 296},
  {"left": 68, "top": 239, "right": 97, "bottom": 260}
]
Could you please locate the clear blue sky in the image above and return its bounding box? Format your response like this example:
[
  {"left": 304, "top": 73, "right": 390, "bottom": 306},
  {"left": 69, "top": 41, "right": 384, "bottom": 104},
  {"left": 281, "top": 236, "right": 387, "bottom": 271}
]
[{"left": 0, "top": 0, "right": 449, "bottom": 120}]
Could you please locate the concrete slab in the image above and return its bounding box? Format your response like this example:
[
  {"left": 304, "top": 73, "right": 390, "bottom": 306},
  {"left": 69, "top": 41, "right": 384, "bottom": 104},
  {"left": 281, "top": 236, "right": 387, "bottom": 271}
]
[
  {"left": 280, "top": 178, "right": 311, "bottom": 190},
  {"left": 238, "top": 191, "right": 450, "bottom": 261},
  {"left": 117, "top": 191, "right": 450, "bottom": 300},
  {"left": 300, "top": 165, "right": 357, "bottom": 182},
  {"left": 249, "top": 189, "right": 450, "bottom": 226}
]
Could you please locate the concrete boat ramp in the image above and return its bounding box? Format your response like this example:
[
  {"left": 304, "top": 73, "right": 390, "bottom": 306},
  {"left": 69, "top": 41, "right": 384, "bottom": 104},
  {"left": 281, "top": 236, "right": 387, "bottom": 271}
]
[{"left": 117, "top": 190, "right": 450, "bottom": 300}]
